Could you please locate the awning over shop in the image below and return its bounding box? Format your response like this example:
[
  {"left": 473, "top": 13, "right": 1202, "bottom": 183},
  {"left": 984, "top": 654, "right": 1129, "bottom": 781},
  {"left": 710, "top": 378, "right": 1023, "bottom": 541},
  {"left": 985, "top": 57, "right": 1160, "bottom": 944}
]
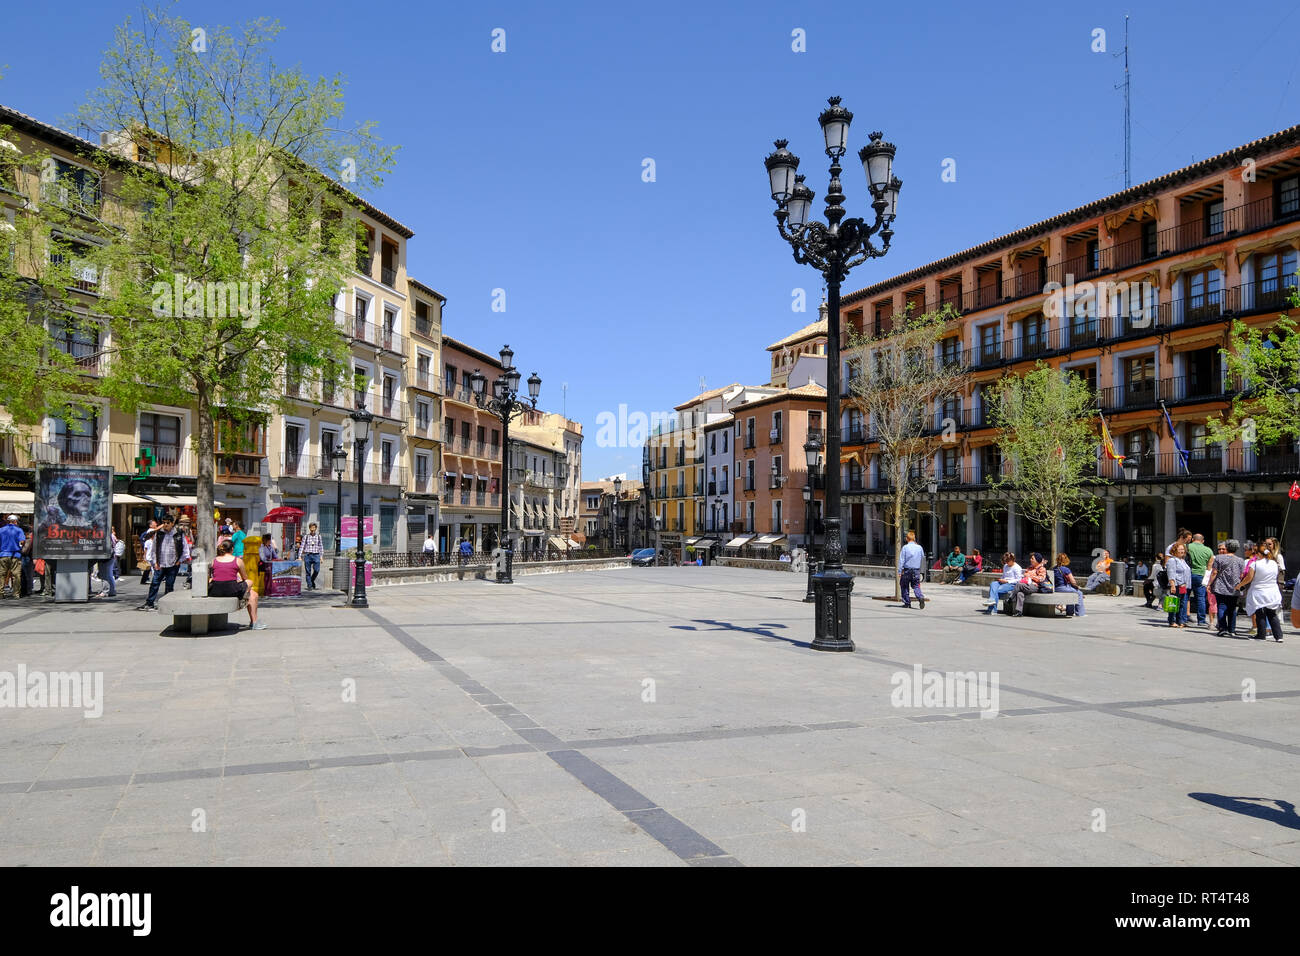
[
  {"left": 522, "top": 529, "right": 545, "bottom": 537},
  {"left": 142, "top": 494, "right": 226, "bottom": 508},
  {"left": 113, "top": 493, "right": 151, "bottom": 505},
  {"left": 753, "top": 534, "right": 787, "bottom": 547},
  {"left": 547, "top": 535, "right": 575, "bottom": 551},
  {"left": 694, "top": 539, "right": 716, "bottom": 549},
  {"left": 684, "top": 537, "right": 702, "bottom": 546},
  {"left": 724, "top": 535, "right": 754, "bottom": 549},
  {"left": 0, "top": 491, "right": 34, "bottom": 512}
]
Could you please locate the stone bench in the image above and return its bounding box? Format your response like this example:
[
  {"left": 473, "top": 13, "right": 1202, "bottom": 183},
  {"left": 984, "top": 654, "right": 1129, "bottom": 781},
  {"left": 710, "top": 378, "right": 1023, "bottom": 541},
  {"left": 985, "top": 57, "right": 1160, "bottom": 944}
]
[
  {"left": 981, "top": 591, "right": 1070, "bottom": 618},
  {"left": 158, "top": 592, "right": 241, "bottom": 635}
]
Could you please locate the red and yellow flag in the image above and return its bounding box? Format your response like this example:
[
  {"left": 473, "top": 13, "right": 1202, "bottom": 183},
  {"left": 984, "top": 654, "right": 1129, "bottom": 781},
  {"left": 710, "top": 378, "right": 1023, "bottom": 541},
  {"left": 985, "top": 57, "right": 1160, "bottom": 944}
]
[{"left": 1099, "top": 414, "right": 1125, "bottom": 462}]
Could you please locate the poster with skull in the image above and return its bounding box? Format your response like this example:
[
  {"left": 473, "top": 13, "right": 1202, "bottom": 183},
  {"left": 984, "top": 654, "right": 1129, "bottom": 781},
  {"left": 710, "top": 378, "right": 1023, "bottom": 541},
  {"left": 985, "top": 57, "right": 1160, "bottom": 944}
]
[{"left": 34, "top": 465, "right": 113, "bottom": 559}]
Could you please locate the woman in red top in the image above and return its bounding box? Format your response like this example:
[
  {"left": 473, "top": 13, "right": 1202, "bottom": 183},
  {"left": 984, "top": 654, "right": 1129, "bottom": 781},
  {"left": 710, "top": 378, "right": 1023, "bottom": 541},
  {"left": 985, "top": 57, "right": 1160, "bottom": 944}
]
[{"left": 209, "top": 540, "right": 265, "bottom": 630}]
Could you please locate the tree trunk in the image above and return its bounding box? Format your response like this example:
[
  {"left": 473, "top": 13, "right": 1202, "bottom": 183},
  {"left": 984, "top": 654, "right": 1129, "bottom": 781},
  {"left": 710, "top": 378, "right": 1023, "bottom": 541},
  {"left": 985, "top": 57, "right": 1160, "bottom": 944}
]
[
  {"left": 195, "top": 382, "right": 216, "bottom": 562},
  {"left": 892, "top": 483, "right": 905, "bottom": 600},
  {"left": 1049, "top": 515, "right": 1059, "bottom": 569}
]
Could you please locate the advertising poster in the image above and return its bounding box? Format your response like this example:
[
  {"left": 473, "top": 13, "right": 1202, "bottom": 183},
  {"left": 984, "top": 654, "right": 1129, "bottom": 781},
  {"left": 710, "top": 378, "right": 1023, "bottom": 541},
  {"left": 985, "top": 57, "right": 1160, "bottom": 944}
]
[
  {"left": 268, "top": 560, "right": 303, "bottom": 597},
  {"left": 33, "top": 465, "right": 112, "bottom": 560},
  {"left": 339, "top": 515, "right": 374, "bottom": 548}
]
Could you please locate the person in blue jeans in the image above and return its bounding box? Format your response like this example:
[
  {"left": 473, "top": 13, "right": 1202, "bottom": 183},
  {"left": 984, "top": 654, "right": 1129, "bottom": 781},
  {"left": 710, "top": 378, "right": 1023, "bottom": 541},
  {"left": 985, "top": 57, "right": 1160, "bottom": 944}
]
[
  {"left": 1052, "top": 553, "right": 1085, "bottom": 617},
  {"left": 140, "top": 516, "right": 190, "bottom": 610},
  {"left": 897, "top": 530, "right": 926, "bottom": 609},
  {"left": 1165, "top": 543, "right": 1192, "bottom": 627},
  {"left": 983, "top": 552, "right": 1023, "bottom": 614}
]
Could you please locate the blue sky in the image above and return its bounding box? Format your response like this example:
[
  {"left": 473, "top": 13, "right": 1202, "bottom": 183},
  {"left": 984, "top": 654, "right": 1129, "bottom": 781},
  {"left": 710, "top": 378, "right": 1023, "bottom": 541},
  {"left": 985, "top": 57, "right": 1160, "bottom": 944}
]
[{"left": 4, "top": 0, "right": 1298, "bottom": 480}]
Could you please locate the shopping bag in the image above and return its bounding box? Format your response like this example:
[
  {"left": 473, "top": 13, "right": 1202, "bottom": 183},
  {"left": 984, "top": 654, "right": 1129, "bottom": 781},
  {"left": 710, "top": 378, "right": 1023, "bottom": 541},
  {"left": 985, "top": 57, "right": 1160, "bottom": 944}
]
[{"left": 1162, "top": 594, "right": 1180, "bottom": 613}]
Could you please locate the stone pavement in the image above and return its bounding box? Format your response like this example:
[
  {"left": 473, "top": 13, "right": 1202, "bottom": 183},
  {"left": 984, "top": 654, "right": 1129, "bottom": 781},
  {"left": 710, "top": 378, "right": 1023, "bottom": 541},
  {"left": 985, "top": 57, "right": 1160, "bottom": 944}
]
[{"left": 0, "top": 567, "right": 1297, "bottom": 866}]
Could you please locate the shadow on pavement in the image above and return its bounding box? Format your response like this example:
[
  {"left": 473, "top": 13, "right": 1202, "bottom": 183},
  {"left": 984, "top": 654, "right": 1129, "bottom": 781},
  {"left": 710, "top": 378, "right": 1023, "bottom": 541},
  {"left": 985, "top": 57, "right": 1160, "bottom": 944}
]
[{"left": 1189, "top": 793, "right": 1300, "bottom": 830}]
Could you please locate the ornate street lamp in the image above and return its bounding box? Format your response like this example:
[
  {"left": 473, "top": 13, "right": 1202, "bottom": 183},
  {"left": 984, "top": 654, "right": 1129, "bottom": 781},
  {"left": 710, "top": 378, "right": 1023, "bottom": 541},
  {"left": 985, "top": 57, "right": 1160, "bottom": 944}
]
[
  {"left": 472, "top": 345, "right": 540, "bottom": 583},
  {"left": 1123, "top": 455, "right": 1139, "bottom": 595},
  {"left": 349, "top": 404, "right": 373, "bottom": 607},
  {"left": 926, "top": 477, "right": 939, "bottom": 584},
  {"left": 613, "top": 477, "right": 623, "bottom": 553},
  {"left": 766, "top": 96, "right": 899, "bottom": 652},
  {"left": 331, "top": 445, "right": 348, "bottom": 558}
]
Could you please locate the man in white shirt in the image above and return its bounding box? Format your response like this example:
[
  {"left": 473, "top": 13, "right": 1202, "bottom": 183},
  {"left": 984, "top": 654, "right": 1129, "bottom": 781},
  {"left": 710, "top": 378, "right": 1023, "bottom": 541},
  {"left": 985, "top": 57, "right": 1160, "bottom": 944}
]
[
  {"left": 898, "top": 530, "right": 927, "bottom": 610},
  {"left": 983, "top": 552, "right": 1024, "bottom": 614},
  {"left": 422, "top": 532, "right": 437, "bottom": 565}
]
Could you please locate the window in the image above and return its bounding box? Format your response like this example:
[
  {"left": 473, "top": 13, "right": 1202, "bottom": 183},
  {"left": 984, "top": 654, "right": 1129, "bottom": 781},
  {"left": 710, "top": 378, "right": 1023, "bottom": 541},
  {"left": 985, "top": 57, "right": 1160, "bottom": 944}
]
[
  {"left": 382, "top": 307, "right": 397, "bottom": 349},
  {"left": 50, "top": 316, "right": 100, "bottom": 368},
  {"left": 1023, "top": 313, "right": 1047, "bottom": 355},
  {"left": 1085, "top": 238, "right": 1099, "bottom": 272},
  {"left": 1278, "top": 175, "right": 1300, "bottom": 218},
  {"left": 942, "top": 447, "right": 960, "bottom": 480},
  {"left": 353, "top": 293, "right": 368, "bottom": 339},
  {"left": 382, "top": 375, "right": 396, "bottom": 414},
  {"left": 415, "top": 299, "right": 431, "bottom": 336},
  {"left": 416, "top": 400, "right": 431, "bottom": 431},
  {"left": 379, "top": 505, "right": 395, "bottom": 549},
  {"left": 53, "top": 405, "right": 98, "bottom": 462},
  {"left": 416, "top": 353, "right": 431, "bottom": 387},
  {"left": 356, "top": 226, "right": 374, "bottom": 274},
  {"left": 48, "top": 238, "right": 99, "bottom": 291},
  {"left": 772, "top": 499, "right": 783, "bottom": 533},
  {"left": 321, "top": 429, "right": 338, "bottom": 464},
  {"left": 1071, "top": 296, "right": 1097, "bottom": 340},
  {"left": 1125, "top": 355, "right": 1155, "bottom": 400},
  {"left": 1205, "top": 199, "right": 1224, "bottom": 237},
  {"left": 1066, "top": 364, "right": 1097, "bottom": 398},
  {"left": 415, "top": 453, "right": 430, "bottom": 483},
  {"left": 284, "top": 424, "right": 303, "bottom": 472},
  {"left": 1256, "top": 249, "right": 1299, "bottom": 309},
  {"left": 1141, "top": 219, "right": 1158, "bottom": 258},
  {"left": 444, "top": 364, "right": 457, "bottom": 395},
  {"left": 140, "top": 412, "right": 181, "bottom": 469},
  {"left": 940, "top": 336, "right": 961, "bottom": 366},
  {"left": 978, "top": 323, "right": 1000, "bottom": 362},
  {"left": 710, "top": 432, "right": 716, "bottom": 454},
  {"left": 1185, "top": 267, "right": 1221, "bottom": 320},
  {"left": 43, "top": 159, "right": 101, "bottom": 213},
  {"left": 722, "top": 430, "right": 728, "bottom": 453}
]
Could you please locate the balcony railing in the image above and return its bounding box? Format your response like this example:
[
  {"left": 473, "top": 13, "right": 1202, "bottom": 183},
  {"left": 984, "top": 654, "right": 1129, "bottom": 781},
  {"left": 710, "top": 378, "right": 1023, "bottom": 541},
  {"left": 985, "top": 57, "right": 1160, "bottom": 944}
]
[
  {"left": 744, "top": 477, "right": 755, "bottom": 492},
  {"left": 381, "top": 265, "right": 397, "bottom": 288},
  {"left": 351, "top": 320, "right": 404, "bottom": 354},
  {"left": 410, "top": 416, "right": 443, "bottom": 442}
]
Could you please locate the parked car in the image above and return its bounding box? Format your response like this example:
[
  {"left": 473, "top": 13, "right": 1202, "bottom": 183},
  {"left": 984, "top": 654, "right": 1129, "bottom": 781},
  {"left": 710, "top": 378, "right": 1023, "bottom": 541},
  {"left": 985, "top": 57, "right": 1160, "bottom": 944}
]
[{"left": 630, "top": 548, "right": 656, "bottom": 566}]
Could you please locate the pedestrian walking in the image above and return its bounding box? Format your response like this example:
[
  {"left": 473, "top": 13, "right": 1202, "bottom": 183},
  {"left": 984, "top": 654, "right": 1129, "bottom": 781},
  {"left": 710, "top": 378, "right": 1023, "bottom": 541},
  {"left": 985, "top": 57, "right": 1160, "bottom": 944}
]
[
  {"left": 139, "top": 519, "right": 158, "bottom": 584},
  {"left": 94, "top": 526, "right": 123, "bottom": 598},
  {"left": 0, "top": 515, "right": 25, "bottom": 597},
  {"left": 897, "top": 529, "right": 926, "bottom": 609},
  {"left": 1205, "top": 539, "right": 1245, "bottom": 637},
  {"left": 458, "top": 537, "right": 472, "bottom": 567},
  {"left": 230, "top": 519, "right": 246, "bottom": 558},
  {"left": 300, "top": 523, "right": 323, "bottom": 590},
  {"left": 1239, "top": 539, "right": 1284, "bottom": 642},
  {"left": 19, "top": 525, "right": 34, "bottom": 597},
  {"left": 139, "top": 515, "right": 189, "bottom": 610},
  {"left": 422, "top": 531, "right": 437, "bottom": 565}
]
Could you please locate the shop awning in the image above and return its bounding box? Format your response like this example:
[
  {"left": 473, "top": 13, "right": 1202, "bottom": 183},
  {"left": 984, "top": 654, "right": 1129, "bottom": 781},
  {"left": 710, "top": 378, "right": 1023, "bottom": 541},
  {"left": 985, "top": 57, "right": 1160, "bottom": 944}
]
[
  {"left": 522, "top": 529, "right": 545, "bottom": 536},
  {"left": 694, "top": 539, "right": 716, "bottom": 549},
  {"left": 724, "top": 535, "right": 754, "bottom": 549},
  {"left": 753, "top": 534, "right": 787, "bottom": 547},
  {"left": 547, "top": 535, "right": 573, "bottom": 551},
  {"left": 142, "top": 493, "right": 226, "bottom": 508},
  {"left": 113, "top": 493, "right": 151, "bottom": 505},
  {"left": 0, "top": 491, "right": 34, "bottom": 512},
  {"left": 684, "top": 536, "right": 702, "bottom": 546}
]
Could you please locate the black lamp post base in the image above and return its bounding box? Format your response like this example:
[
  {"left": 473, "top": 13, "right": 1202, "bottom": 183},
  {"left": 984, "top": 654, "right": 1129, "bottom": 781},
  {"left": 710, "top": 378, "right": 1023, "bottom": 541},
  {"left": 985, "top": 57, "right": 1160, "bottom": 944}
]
[
  {"left": 496, "top": 549, "right": 514, "bottom": 584},
  {"left": 810, "top": 566, "right": 855, "bottom": 652}
]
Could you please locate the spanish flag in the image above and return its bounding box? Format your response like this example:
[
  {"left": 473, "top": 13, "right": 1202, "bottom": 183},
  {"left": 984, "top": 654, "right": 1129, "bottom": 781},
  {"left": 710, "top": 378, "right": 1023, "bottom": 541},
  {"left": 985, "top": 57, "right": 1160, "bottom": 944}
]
[{"left": 1099, "top": 414, "right": 1125, "bottom": 462}]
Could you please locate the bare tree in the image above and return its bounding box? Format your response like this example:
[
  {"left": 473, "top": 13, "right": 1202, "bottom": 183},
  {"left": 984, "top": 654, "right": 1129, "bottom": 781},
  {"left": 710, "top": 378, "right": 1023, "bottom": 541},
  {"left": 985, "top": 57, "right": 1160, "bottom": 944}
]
[{"left": 847, "top": 306, "right": 967, "bottom": 596}]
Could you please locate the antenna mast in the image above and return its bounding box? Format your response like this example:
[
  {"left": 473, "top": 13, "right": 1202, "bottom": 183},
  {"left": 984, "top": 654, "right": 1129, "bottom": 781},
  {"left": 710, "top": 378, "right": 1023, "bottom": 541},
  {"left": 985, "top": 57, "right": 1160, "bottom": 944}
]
[{"left": 1123, "top": 14, "right": 1131, "bottom": 188}]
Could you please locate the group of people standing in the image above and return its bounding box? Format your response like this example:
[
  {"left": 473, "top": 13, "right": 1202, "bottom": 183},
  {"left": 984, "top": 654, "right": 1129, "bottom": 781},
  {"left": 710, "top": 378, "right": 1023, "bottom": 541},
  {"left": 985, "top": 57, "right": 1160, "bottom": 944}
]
[{"left": 1146, "top": 529, "right": 1287, "bottom": 641}]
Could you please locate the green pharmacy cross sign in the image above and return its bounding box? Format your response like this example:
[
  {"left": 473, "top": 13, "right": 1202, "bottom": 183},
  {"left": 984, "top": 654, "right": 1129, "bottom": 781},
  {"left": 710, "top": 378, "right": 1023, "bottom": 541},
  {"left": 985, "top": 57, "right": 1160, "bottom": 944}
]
[{"left": 133, "top": 448, "right": 154, "bottom": 478}]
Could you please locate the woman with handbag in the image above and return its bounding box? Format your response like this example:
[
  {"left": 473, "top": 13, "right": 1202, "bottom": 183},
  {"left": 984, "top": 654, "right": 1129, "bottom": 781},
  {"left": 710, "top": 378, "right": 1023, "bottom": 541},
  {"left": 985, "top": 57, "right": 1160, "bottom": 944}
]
[
  {"left": 1164, "top": 543, "right": 1192, "bottom": 627},
  {"left": 1238, "top": 540, "right": 1284, "bottom": 642}
]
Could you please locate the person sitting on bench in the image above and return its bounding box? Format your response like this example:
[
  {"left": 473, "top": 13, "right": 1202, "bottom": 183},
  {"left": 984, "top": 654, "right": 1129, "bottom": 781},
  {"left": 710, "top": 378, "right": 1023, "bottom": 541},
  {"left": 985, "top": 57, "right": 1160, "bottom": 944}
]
[
  {"left": 209, "top": 540, "right": 265, "bottom": 630},
  {"left": 983, "top": 552, "right": 1023, "bottom": 614},
  {"left": 942, "top": 546, "right": 966, "bottom": 583},
  {"left": 1052, "top": 552, "right": 1085, "bottom": 617},
  {"left": 1009, "top": 552, "right": 1053, "bottom": 616}
]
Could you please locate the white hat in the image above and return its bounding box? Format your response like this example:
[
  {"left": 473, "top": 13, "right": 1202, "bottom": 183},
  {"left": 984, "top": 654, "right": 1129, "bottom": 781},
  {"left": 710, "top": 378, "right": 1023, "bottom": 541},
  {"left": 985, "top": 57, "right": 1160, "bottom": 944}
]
[{"left": 5, "top": 514, "right": 16, "bottom": 522}]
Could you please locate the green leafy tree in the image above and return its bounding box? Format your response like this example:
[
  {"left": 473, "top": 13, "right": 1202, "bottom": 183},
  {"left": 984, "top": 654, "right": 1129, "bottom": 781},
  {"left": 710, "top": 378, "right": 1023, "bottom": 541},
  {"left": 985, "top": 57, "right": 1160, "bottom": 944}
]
[
  {"left": 988, "top": 362, "right": 1103, "bottom": 561},
  {"left": 69, "top": 10, "right": 396, "bottom": 557},
  {"left": 1206, "top": 304, "right": 1300, "bottom": 450},
  {"left": 847, "top": 306, "right": 967, "bottom": 597},
  {"left": 0, "top": 127, "right": 117, "bottom": 441}
]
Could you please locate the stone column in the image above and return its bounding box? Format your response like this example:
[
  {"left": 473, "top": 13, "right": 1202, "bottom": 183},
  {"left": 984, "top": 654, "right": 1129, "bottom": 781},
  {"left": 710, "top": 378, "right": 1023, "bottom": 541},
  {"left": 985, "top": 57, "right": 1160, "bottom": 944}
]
[
  {"left": 1006, "top": 500, "right": 1017, "bottom": 557},
  {"left": 1103, "top": 497, "right": 1117, "bottom": 556},
  {"left": 1231, "top": 493, "right": 1246, "bottom": 543},
  {"left": 1164, "top": 496, "right": 1178, "bottom": 551}
]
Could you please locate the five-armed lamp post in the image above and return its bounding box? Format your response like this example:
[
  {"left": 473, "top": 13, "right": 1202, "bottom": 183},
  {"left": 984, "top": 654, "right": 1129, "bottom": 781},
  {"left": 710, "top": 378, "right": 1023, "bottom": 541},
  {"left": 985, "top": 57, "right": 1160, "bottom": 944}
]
[
  {"left": 471, "top": 345, "right": 541, "bottom": 584},
  {"left": 766, "top": 96, "right": 900, "bottom": 651},
  {"left": 349, "top": 405, "right": 373, "bottom": 607}
]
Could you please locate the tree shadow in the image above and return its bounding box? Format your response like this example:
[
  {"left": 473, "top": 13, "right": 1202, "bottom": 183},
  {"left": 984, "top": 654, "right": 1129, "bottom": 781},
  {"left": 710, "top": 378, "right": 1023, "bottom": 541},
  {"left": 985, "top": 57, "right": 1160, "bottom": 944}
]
[
  {"left": 1188, "top": 793, "right": 1300, "bottom": 830},
  {"left": 670, "top": 619, "right": 811, "bottom": 649}
]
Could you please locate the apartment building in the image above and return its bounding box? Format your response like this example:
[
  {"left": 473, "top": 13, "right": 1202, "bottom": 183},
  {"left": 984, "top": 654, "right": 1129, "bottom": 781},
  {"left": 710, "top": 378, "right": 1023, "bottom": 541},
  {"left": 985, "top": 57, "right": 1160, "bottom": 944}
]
[
  {"left": 702, "top": 416, "right": 734, "bottom": 537},
  {"left": 646, "top": 383, "right": 782, "bottom": 559},
  {"left": 767, "top": 310, "right": 828, "bottom": 388},
  {"left": 405, "top": 278, "right": 445, "bottom": 546},
  {"left": 0, "top": 103, "right": 450, "bottom": 561},
  {"left": 510, "top": 408, "right": 584, "bottom": 555},
  {"left": 276, "top": 202, "right": 416, "bottom": 553},
  {"left": 579, "top": 478, "right": 641, "bottom": 551},
  {"left": 838, "top": 123, "right": 1300, "bottom": 562},
  {"left": 726, "top": 384, "right": 827, "bottom": 554},
  {"left": 440, "top": 337, "right": 505, "bottom": 552}
]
